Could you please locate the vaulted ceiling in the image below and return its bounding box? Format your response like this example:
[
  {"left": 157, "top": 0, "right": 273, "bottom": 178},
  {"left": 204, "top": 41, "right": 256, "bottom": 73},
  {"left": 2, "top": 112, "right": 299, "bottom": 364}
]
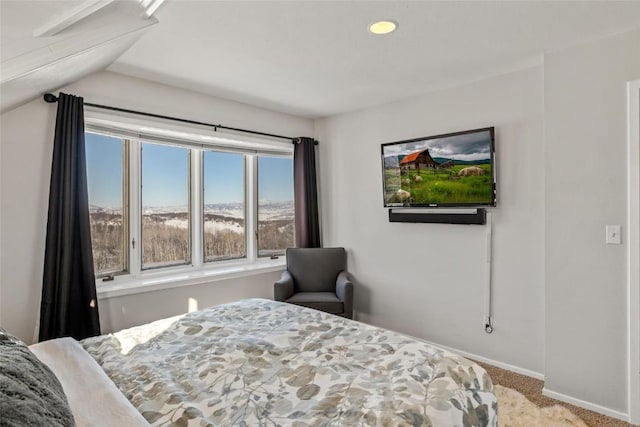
[{"left": 2, "top": 1, "right": 640, "bottom": 117}]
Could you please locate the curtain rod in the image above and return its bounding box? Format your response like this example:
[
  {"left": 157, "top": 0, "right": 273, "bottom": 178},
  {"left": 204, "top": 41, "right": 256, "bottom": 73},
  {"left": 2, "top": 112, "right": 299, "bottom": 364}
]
[{"left": 42, "top": 93, "right": 314, "bottom": 144}]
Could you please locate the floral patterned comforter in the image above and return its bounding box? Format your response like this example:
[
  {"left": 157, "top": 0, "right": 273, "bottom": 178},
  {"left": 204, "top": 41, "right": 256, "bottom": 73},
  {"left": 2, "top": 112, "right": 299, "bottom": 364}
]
[{"left": 81, "top": 299, "right": 497, "bottom": 426}]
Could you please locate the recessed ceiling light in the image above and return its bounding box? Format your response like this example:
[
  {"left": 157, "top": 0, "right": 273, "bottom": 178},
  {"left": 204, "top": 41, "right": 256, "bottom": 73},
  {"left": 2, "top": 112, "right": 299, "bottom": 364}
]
[{"left": 369, "top": 20, "right": 398, "bottom": 35}]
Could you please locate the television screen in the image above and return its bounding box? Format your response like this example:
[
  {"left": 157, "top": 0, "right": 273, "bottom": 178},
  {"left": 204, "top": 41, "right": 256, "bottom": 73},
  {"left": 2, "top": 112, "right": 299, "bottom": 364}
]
[{"left": 381, "top": 127, "right": 496, "bottom": 207}]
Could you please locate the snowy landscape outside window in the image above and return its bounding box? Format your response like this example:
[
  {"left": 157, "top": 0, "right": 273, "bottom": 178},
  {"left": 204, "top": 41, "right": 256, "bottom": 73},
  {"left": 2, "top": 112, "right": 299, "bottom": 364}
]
[{"left": 84, "top": 128, "right": 294, "bottom": 282}]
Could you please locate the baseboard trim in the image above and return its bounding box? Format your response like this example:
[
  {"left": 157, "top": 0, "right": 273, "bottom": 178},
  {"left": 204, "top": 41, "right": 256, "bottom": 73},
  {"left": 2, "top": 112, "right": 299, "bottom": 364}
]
[
  {"left": 542, "top": 387, "right": 630, "bottom": 423},
  {"left": 420, "top": 339, "right": 545, "bottom": 381},
  {"left": 418, "top": 338, "right": 630, "bottom": 422}
]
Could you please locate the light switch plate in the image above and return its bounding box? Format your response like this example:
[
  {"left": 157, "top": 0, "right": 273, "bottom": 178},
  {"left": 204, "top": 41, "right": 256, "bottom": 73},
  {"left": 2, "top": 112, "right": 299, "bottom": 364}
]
[{"left": 606, "top": 225, "right": 621, "bottom": 244}]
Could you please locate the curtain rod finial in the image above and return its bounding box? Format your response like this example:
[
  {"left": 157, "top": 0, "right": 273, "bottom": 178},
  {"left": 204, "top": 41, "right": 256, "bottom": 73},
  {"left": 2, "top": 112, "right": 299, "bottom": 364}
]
[{"left": 43, "top": 93, "right": 58, "bottom": 103}]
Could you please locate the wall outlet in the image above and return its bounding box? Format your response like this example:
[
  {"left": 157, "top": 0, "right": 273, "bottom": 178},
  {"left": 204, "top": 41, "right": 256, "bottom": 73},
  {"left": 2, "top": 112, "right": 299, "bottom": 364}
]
[{"left": 606, "top": 225, "right": 621, "bottom": 244}]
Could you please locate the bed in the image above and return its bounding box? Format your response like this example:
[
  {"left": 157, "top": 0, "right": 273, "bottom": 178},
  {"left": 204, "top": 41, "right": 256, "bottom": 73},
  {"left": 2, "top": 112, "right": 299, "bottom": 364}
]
[{"left": 5, "top": 298, "right": 497, "bottom": 426}]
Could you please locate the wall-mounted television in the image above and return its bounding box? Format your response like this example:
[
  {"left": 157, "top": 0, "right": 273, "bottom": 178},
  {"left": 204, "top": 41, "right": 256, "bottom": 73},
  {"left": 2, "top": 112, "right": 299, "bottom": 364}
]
[{"left": 381, "top": 127, "right": 496, "bottom": 208}]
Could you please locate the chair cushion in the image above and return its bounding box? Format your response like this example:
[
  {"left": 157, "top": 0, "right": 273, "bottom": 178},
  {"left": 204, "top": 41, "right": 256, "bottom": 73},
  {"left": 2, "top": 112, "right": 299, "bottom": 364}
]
[
  {"left": 287, "top": 247, "right": 346, "bottom": 293},
  {"left": 286, "top": 292, "right": 344, "bottom": 315}
]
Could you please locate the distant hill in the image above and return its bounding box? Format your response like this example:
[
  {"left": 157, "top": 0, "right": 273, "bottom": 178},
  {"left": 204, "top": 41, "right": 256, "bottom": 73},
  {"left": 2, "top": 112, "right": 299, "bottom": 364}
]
[
  {"left": 90, "top": 201, "right": 293, "bottom": 221},
  {"left": 384, "top": 155, "right": 490, "bottom": 168},
  {"left": 89, "top": 205, "right": 122, "bottom": 214},
  {"left": 433, "top": 157, "right": 490, "bottom": 166}
]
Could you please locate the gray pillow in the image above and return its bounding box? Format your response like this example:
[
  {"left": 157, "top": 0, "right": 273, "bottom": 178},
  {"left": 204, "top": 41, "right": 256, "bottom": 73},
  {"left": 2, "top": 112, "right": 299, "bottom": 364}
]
[{"left": 0, "top": 330, "right": 75, "bottom": 427}]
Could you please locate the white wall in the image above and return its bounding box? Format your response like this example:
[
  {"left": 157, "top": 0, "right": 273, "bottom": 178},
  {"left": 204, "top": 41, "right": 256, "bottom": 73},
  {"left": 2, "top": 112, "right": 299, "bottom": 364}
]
[
  {"left": 315, "top": 66, "right": 546, "bottom": 374},
  {"left": 99, "top": 272, "right": 282, "bottom": 334},
  {"left": 544, "top": 29, "right": 640, "bottom": 413},
  {"left": 0, "top": 99, "right": 55, "bottom": 343},
  {"left": 0, "top": 71, "right": 314, "bottom": 343}
]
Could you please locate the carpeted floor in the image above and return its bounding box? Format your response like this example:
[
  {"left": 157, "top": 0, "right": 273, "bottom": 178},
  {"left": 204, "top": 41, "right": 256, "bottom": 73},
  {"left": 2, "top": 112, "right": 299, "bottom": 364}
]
[{"left": 474, "top": 361, "right": 635, "bottom": 427}]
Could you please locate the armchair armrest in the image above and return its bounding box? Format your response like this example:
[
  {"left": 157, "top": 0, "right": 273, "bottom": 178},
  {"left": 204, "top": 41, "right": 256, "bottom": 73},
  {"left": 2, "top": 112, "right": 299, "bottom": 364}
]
[
  {"left": 274, "top": 271, "right": 294, "bottom": 301},
  {"left": 335, "top": 271, "right": 353, "bottom": 318}
]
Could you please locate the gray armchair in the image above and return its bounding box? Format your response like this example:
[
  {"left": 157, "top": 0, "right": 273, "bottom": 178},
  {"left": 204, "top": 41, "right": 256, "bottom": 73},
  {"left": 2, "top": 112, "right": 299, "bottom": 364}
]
[{"left": 274, "top": 247, "right": 353, "bottom": 319}]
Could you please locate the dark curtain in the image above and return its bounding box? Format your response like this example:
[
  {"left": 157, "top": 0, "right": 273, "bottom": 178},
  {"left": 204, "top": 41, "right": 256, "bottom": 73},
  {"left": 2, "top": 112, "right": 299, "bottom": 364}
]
[
  {"left": 39, "top": 93, "right": 100, "bottom": 342},
  {"left": 293, "top": 137, "right": 321, "bottom": 248}
]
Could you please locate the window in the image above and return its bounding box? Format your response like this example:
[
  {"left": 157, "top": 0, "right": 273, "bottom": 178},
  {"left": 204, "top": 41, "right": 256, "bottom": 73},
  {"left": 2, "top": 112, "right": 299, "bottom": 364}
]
[
  {"left": 86, "top": 132, "right": 128, "bottom": 277},
  {"left": 257, "top": 155, "right": 294, "bottom": 257},
  {"left": 141, "top": 143, "right": 191, "bottom": 269},
  {"left": 84, "top": 125, "right": 294, "bottom": 283},
  {"left": 202, "top": 150, "right": 245, "bottom": 262}
]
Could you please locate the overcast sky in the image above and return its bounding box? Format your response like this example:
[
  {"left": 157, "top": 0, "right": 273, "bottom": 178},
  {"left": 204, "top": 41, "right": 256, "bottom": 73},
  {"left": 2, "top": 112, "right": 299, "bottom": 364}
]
[{"left": 383, "top": 130, "right": 492, "bottom": 162}]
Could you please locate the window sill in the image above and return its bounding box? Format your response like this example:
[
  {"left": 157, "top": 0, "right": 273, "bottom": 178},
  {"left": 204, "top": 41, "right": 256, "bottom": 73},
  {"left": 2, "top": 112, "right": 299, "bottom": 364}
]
[{"left": 96, "top": 259, "right": 286, "bottom": 299}]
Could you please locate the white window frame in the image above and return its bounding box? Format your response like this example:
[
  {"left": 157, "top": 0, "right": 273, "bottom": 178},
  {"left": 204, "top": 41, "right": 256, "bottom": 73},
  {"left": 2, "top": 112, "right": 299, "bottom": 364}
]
[{"left": 84, "top": 109, "right": 293, "bottom": 298}]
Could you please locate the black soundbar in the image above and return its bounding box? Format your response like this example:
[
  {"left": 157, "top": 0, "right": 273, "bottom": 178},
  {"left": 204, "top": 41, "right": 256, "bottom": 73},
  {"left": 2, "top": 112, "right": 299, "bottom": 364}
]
[{"left": 388, "top": 208, "right": 486, "bottom": 225}]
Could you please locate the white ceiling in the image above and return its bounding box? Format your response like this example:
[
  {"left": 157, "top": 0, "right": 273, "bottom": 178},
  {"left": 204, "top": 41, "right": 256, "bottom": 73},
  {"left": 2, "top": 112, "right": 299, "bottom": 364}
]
[
  {"left": 2, "top": 1, "right": 640, "bottom": 118},
  {"left": 0, "top": 0, "right": 156, "bottom": 113}
]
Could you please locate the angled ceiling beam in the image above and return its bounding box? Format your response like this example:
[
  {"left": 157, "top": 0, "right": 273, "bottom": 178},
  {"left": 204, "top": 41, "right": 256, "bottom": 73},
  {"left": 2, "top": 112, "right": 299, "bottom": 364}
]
[
  {"left": 139, "top": 0, "right": 167, "bottom": 17},
  {"left": 1, "top": 18, "right": 154, "bottom": 113},
  {"left": 33, "top": 0, "right": 116, "bottom": 37},
  {"left": 5, "top": 16, "right": 158, "bottom": 84}
]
